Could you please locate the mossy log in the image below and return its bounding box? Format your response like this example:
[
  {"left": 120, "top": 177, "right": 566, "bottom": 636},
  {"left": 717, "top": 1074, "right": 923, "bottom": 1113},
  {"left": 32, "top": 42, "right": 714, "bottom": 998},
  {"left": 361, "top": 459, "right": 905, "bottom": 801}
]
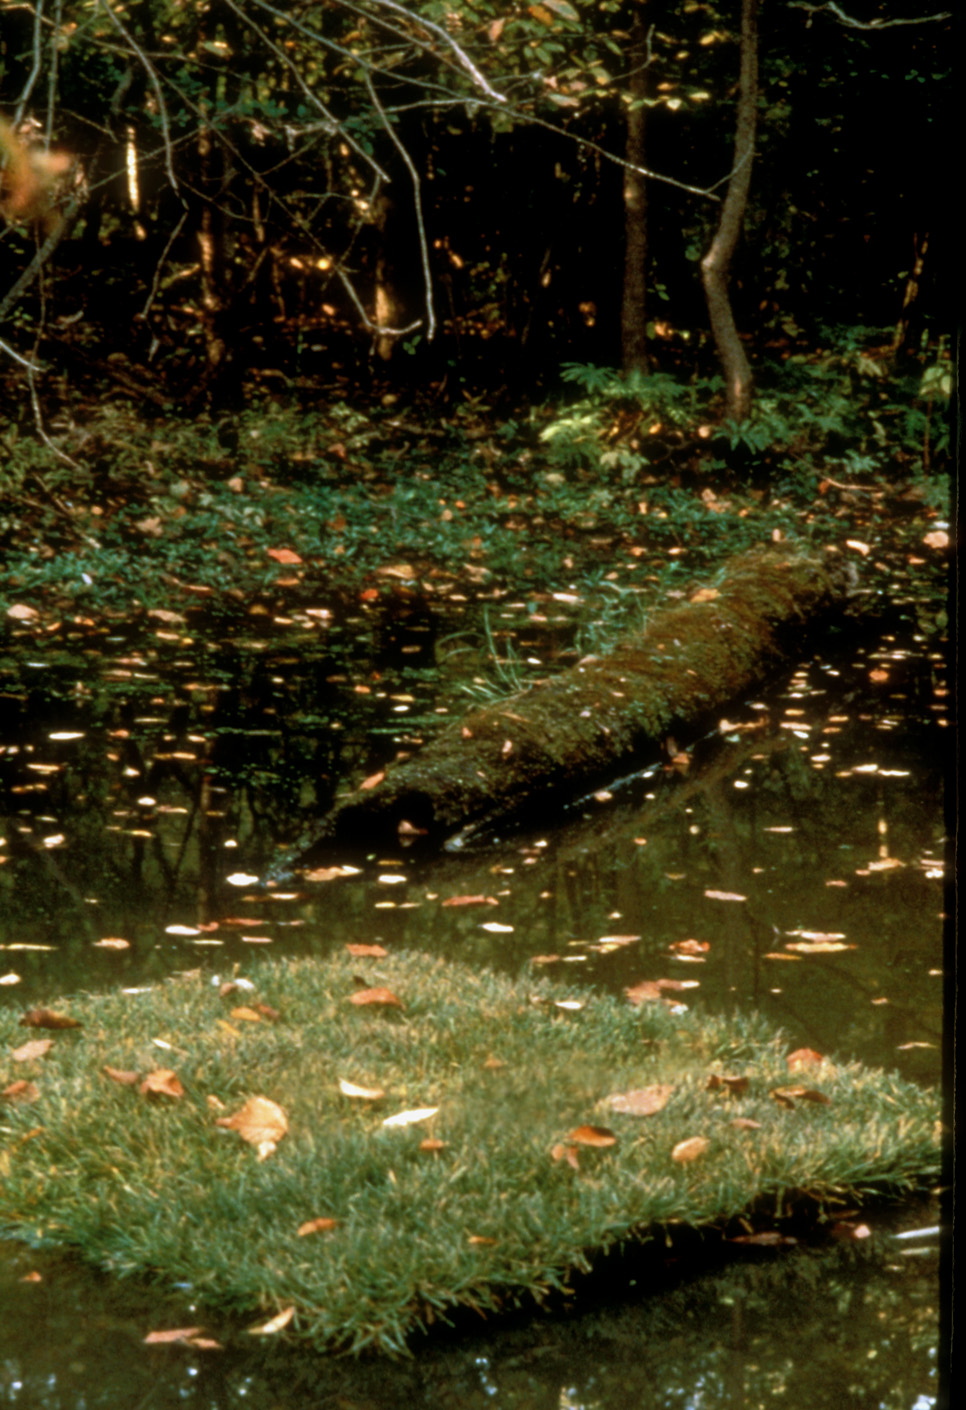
[{"left": 275, "top": 548, "right": 853, "bottom": 868}]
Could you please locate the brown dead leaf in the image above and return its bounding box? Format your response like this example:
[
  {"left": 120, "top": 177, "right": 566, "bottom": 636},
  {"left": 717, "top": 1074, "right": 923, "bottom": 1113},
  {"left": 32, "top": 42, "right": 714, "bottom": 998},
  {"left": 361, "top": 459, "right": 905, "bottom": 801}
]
[
  {"left": 671, "top": 1135, "right": 710, "bottom": 1163},
  {"left": 787, "top": 1047, "right": 825, "bottom": 1070},
  {"left": 669, "top": 938, "right": 710, "bottom": 956},
  {"left": 345, "top": 943, "right": 389, "bottom": 958},
  {"left": 440, "top": 894, "right": 499, "bottom": 907},
  {"left": 140, "top": 1069, "right": 185, "bottom": 1100},
  {"left": 254, "top": 1003, "right": 280, "bottom": 1021},
  {"left": 690, "top": 587, "right": 719, "bottom": 603},
  {"left": 483, "top": 1055, "right": 506, "bottom": 1070},
  {"left": 215, "top": 1096, "right": 288, "bottom": 1154},
  {"left": 419, "top": 1137, "right": 447, "bottom": 1153},
  {"left": 94, "top": 937, "right": 131, "bottom": 950},
  {"left": 467, "top": 1235, "right": 498, "bottom": 1246},
  {"left": 359, "top": 770, "right": 385, "bottom": 791},
  {"left": 19, "top": 1008, "right": 81, "bottom": 1030},
  {"left": 730, "top": 1117, "right": 762, "bottom": 1130},
  {"left": 707, "top": 1073, "right": 749, "bottom": 1095},
  {"left": 624, "top": 981, "right": 663, "bottom": 1004},
  {"left": 144, "top": 1327, "right": 203, "bottom": 1345},
  {"left": 831, "top": 1221, "right": 872, "bottom": 1241},
  {"left": 607, "top": 1083, "right": 673, "bottom": 1116},
  {"left": 297, "top": 1217, "right": 338, "bottom": 1237},
  {"left": 20, "top": 1271, "right": 42, "bottom": 1283},
  {"left": 529, "top": 953, "right": 561, "bottom": 966},
  {"left": 103, "top": 1065, "right": 141, "bottom": 1086},
  {"left": 728, "top": 1231, "right": 798, "bottom": 1247},
  {"left": 1, "top": 1079, "right": 39, "bottom": 1103},
  {"left": 267, "top": 547, "right": 303, "bottom": 564},
  {"left": 568, "top": 1124, "right": 617, "bottom": 1147},
  {"left": 771, "top": 1085, "right": 831, "bottom": 1107},
  {"left": 349, "top": 987, "right": 403, "bottom": 1008},
  {"left": 12, "top": 1038, "right": 54, "bottom": 1062}
]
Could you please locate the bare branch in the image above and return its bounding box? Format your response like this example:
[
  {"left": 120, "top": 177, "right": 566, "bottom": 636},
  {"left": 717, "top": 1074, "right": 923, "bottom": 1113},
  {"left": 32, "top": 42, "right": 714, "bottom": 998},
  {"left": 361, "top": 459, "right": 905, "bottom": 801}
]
[
  {"left": 96, "top": 0, "right": 182, "bottom": 197},
  {"left": 359, "top": 0, "right": 508, "bottom": 103},
  {"left": 12, "top": 0, "right": 46, "bottom": 125},
  {"left": 790, "top": 2, "right": 951, "bottom": 28}
]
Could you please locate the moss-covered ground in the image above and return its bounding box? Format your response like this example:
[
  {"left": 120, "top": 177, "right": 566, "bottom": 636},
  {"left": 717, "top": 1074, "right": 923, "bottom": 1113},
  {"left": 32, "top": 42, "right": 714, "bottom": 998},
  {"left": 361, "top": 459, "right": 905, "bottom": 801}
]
[{"left": 0, "top": 948, "right": 940, "bottom": 1354}]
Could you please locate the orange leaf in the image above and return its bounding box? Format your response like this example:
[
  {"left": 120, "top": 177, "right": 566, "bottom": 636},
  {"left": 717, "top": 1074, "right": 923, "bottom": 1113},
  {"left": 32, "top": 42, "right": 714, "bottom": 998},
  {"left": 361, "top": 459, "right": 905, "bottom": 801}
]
[
  {"left": 729, "top": 1231, "right": 797, "bottom": 1247},
  {"left": 267, "top": 548, "right": 303, "bottom": 564},
  {"left": 669, "top": 938, "right": 710, "bottom": 955},
  {"left": 440, "top": 894, "right": 499, "bottom": 907},
  {"left": 671, "top": 1135, "right": 710, "bottom": 1163},
  {"left": 483, "top": 1055, "right": 506, "bottom": 1070},
  {"left": 345, "top": 943, "right": 389, "bottom": 957},
  {"left": 1, "top": 1079, "right": 39, "bottom": 1103},
  {"left": 786, "top": 1047, "right": 825, "bottom": 1070},
  {"left": 229, "top": 1006, "right": 264, "bottom": 1023},
  {"left": 419, "top": 1138, "right": 447, "bottom": 1153},
  {"left": 247, "top": 1306, "right": 295, "bottom": 1336},
  {"left": 19, "top": 1008, "right": 81, "bottom": 1030},
  {"left": 730, "top": 1117, "right": 762, "bottom": 1130},
  {"left": 215, "top": 1096, "right": 288, "bottom": 1153},
  {"left": 140, "top": 1069, "right": 185, "bottom": 1100},
  {"left": 690, "top": 587, "right": 719, "bottom": 603},
  {"left": 568, "top": 1124, "right": 617, "bottom": 1147},
  {"left": 359, "top": 770, "right": 385, "bottom": 791},
  {"left": 144, "top": 1327, "right": 203, "bottom": 1345},
  {"left": 607, "top": 1084, "right": 673, "bottom": 1116},
  {"left": 255, "top": 1003, "right": 280, "bottom": 1021},
  {"left": 349, "top": 987, "right": 403, "bottom": 1008},
  {"left": 551, "top": 1142, "right": 581, "bottom": 1170},
  {"left": 103, "top": 1065, "right": 140, "bottom": 1086},
  {"left": 297, "top": 1217, "right": 338, "bottom": 1237},
  {"left": 12, "top": 1038, "right": 53, "bottom": 1062}
]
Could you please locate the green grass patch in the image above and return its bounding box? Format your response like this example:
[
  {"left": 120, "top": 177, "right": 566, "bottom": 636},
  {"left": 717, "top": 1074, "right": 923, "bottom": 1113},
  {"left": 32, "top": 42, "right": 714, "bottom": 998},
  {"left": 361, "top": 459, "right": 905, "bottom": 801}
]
[{"left": 0, "top": 951, "right": 940, "bottom": 1354}]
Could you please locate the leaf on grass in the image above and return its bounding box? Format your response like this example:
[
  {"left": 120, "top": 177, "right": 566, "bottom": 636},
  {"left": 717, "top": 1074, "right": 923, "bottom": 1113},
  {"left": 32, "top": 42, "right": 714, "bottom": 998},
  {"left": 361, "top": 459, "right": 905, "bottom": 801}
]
[
  {"left": 382, "top": 1107, "right": 438, "bottom": 1127},
  {"left": 19, "top": 1008, "right": 81, "bottom": 1030},
  {"left": 103, "top": 1066, "right": 140, "bottom": 1086},
  {"left": 247, "top": 1306, "right": 295, "bottom": 1336},
  {"left": 671, "top": 1136, "right": 710, "bottom": 1163},
  {"left": 215, "top": 1096, "right": 288, "bottom": 1157},
  {"left": 553, "top": 999, "right": 584, "bottom": 1011},
  {"left": 255, "top": 1003, "right": 280, "bottom": 1021},
  {"left": 467, "top": 1235, "right": 498, "bottom": 1246},
  {"left": 140, "top": 1069, "right": 185, "bottom": 1100},
  {"left": 607, "top": 1084, "right": 673, "bottom": 1116},
  {"left": 771, "top": 1086, "right": 831, "bottom": 1107},
  {"left": 144, "top": 1326, "right": 203, "bottom": 1345},
  {"left": 551, "top": 1142, "right": 581, "bottom": 1170},
  {"left": 345, "top": 943, "right": 389, "bottom": 958},
  {"left": 730, "top": 1117, "right": 762, "bottom": 1130},
  {"left": 267, "top": 548, "right": 303, "bottom": 564},
  {"left": 12, "top": 1039, "right": 54, "bottom": 1062},
  {"left": 349, "top": 987, "right": 403, "bottom": 1009},
  {"left": 359, "top": 770, "right": 385, "bottom": 791},
  {"left": 568, "top": 1124, "right": 617, "bottom": 1147},
  {"left": 707, "top": 1073, "right": 749, "bottom": 1095},
  {"left": 690, "top": 587, "right": 719, "bottom": 603},
  {"left": 297, "top": 1217, "right": 338, "bottom": 1237},
  {"left": 1, "top": 1079, "right": 39, "bottom": 1103},
  {"left": 338, "top": 1078, "right": 385, "bottom": 1101},
  {"left": 787, "top": 1047, "right": 825, "bottom": 1070},
  {"left": 419, "top": 1138, "right": 447, "bottom": 1153},
  {"left": 229, "top": 1006, "right": 265, "bottom": 1023},
  {"left": 482, "top": 1055, "right": 506, "bottom": 1070}
]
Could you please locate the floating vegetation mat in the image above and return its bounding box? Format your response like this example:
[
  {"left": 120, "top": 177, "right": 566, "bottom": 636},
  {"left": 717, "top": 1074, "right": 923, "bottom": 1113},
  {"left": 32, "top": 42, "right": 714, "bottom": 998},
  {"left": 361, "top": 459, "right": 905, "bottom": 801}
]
[{"left": 0, "top": 951, "right": 940, "bottom": 1354}]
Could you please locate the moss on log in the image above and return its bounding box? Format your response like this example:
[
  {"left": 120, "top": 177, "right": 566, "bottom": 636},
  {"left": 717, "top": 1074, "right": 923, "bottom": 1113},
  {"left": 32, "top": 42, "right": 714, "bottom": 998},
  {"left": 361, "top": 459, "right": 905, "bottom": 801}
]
[{"left": 277, "top": 548, "right": 851, "bottom": 866}]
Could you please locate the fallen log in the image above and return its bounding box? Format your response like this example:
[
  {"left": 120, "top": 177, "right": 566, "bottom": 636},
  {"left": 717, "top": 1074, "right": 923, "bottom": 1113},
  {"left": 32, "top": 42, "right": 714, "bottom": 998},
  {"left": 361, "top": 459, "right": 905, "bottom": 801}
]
[{"left": 269, "top": 547, "right": 854, "bottom": 871}]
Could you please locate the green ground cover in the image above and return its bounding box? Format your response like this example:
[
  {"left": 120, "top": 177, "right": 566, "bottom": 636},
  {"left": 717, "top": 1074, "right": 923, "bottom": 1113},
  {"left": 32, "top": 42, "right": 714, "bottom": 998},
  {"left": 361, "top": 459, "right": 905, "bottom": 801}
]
[{"left": 0, "top": 949, "right": 940, "bottom": 1354}]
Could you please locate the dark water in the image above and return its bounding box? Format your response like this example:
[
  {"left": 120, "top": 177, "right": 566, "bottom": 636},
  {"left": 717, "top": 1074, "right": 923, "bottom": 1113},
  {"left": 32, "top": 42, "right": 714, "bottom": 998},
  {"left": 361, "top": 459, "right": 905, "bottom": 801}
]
[{"left": 0, "top": 586, "right": 949, "bottom": 1406}]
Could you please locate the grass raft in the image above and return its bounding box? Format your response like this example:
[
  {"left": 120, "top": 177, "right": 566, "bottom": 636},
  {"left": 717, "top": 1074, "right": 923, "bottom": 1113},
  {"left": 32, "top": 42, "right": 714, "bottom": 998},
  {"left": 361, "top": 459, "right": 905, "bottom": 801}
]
[{"left": 0, "top": 950, "right": 940, "bottom": 1354}]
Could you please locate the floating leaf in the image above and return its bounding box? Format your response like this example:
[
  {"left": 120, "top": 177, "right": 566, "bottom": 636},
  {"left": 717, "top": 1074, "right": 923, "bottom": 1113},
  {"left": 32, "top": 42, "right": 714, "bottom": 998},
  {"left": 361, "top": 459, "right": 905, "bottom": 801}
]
[
  {"left": 671, "top": 1136, "right": 710, "bottom": 1163},
  {"left": 215, "top": 1096, "right": 288, "bottom": 1155},
  {"left": 382, "top": 1107, "right": 438, "bottom": 1127},
  {"left": 12, "top": 1039, "right": 53, "bottom": 1062},
  {"left": 441, "top": 895, "right": 499, "bottom": 907},
  {"left": 607, "top": 1084, "right": 673, "bottom": 1116},
  {"left": 247, "top": 1305, "right": 295, "bottom": 1336},
  {"left": 624, "top": 981, "right": 663, "bottom": 1004},
  {"left": 140, "top": 1069, "right": 185, "bottom": 1100},
  {"left": 338, "top": 1078, "right": 385, "bottom": 1101},
  {"left": 785, "top": 941, "right": 855, "bottom": 954},
  {"left": 480, "top": 922, "right": 514, "bottom": 933},
  {"left": 297, "top": 1217, "right": 338, "bottom": 1237},
  {"left": 345, "top": 943, "right": 389, "bottom": 958},
  {"left": 568, "top": 1124, "right": 617, "bottom": 1147},
  {"left": 144, "top": 1326, "right": 203, "bottom": 1345},
  {"left": 670, "top": 938, "right": 710, "bottom": 956},
  {"left": 19, "top": 1008, "right": 81, "bottom": 1030},
  {"left": 704, "top": 891, "right": 747, "bottom": 903},
  {"left": 349, "top": 987, "right": 403, "bottom": 1009},
  {"left": 94, "top": 937, "right": 130, "bottom": 950}
]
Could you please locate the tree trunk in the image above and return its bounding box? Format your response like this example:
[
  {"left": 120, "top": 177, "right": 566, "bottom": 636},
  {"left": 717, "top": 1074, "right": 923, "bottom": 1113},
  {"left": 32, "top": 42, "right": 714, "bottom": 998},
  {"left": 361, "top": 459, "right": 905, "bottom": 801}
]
[
  {"left": 700, "top": 0, "right": 758, "bottom": 422},
  {"left": 621, "top": 2, "right": 650, "bottom": 374},
  {"left": 267, "top": 548, "right": 854, "bottom": 876}
]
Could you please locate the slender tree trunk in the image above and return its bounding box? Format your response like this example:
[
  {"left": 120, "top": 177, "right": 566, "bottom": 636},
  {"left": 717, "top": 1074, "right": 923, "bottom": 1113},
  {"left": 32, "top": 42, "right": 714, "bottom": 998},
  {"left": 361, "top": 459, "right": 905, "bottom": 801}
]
[
  {"left": 700, "top": 0, "right": 758, "bottom": 422},
  {"left": 891, "top": 231, "right": 929, "bottom": 354},
  {"left": 621, "top": 1, "right": 649, "bottom": 374}
]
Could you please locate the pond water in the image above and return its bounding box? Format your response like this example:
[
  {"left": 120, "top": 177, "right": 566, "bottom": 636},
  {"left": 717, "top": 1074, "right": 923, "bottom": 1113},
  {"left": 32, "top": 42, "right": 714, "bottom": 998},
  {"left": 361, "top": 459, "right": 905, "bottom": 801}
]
[{"left": 0, "top": 572, "right": 949, "bottom": 1407}]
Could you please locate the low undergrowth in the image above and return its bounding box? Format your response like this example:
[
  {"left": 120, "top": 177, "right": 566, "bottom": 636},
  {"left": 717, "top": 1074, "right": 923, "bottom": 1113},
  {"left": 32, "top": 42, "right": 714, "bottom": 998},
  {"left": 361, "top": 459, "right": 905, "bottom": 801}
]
[{"left": 0, "top": 949, "right": 940, "bottom": 1354}]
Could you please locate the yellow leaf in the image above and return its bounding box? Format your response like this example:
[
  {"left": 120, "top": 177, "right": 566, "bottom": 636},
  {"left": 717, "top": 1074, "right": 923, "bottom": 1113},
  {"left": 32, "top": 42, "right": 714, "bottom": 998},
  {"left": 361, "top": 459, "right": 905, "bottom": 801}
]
[
  {"left": 139, "top": 1069, "right": 185, "bottom": 1100},
  {"left": 382, "top": 1107, "right": 438, "bottom": 1127},
  {"left": 247, "top": 1305, "right": 295, "bottom": 1336},
  {"left": 11, "top": 1039, "right": 53, "bottom": 1062},
  {"left": 568, "top": 1124, "right": 617, "bottom": 1147},
  {"left": 215, "top": 1096, "right": 288, "bottom": 1150},
  {"left": 671, "top": 1136, "right": 710, "bottom": 1163},
  {"left": 297, "top": 1217, "right": 338, "bottom": 1237},
  {"left": 338, "top": 1078, "right": 386, "bottom": 1100}
]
